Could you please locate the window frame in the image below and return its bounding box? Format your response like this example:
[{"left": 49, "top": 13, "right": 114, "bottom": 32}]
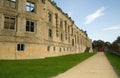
[
  {"left": 47, "top": 46, "right": 50, "bottom": 52},
  {"left": 60, "top": 19, "right": 63, "bottom": 28},
  {"left": 26, "top": 20, "right": 36, "bottom": 32},
  {"left": 61, "top": 33, "right": 63, "bottom": 41},
  {"left": 4, "top": 0, "right": 17, "bottom": 9},
  {"left": 17, "top": 44, "right": 25, "bottom": 51},
  {"left": 53, "top": 47, "right": 56, "bottom": 51},
  {"left": 48, "top": 13, "right": 52, "bottom": 22},
  {"left": 48, "top": 29, "right": 52, "bottom": 38},
  {"left": 4, "top": 15, "right": 16, "bottom": 30},
  {"left": 26, "top": 1, "right": 35, "bottom": 13}
]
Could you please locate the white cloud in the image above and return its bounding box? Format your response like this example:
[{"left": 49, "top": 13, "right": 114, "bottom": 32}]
[
  {"left": 85, "top": 7, "right": 106, "bottom": 25},
  {"left": 103, "top": 26, "right": 120, "bottom": 31}
]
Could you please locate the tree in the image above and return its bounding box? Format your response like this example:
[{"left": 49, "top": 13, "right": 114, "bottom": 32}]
[
  {"left": 108, "top": 36, "right": 120, "bottom": 55},
  {"left": 92, "top": 40, "right": 105, "bottom": 52}
]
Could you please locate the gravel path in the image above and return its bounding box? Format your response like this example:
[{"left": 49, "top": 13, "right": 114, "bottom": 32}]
[{"left": 53, "top": 52, "right": 119, "bottom": 78}]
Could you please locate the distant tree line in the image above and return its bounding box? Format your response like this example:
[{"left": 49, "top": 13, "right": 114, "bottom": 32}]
[{"left": 92, "top": 36, "right": 120, "bottom": 55}]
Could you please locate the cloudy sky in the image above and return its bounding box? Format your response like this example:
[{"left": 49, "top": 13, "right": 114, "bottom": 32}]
[{"left": 52, "top": 0, "right": 120, "bottom": 43}]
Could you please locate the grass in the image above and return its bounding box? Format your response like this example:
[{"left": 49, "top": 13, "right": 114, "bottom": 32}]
[
  {"left": 105, "top": 52, "right": 120, "bottom": 76},
  {"left": 0, "top": 52, "right": 95, "bottom": 78}
]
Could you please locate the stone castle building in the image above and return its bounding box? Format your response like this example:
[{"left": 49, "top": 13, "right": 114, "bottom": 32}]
[{"left": 0, "top": 0, "right": 92, "bottom": 59}]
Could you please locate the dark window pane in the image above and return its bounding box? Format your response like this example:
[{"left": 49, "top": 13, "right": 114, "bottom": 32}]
[
  {"left": 31, "top": 26, "right": 34, "bottom": 32},
  {"left": 49, "top": 29, "right": 52, "bottom": 37},
  {"left": 26, "top": 21, "right": 29, "bottom": 26},
  {"left": 26, "top": 20, "right": 35, "bottom": 32},
  {"left": 47, "top": 46, "right": 50, "bottom": 51},
  {"left": 53, "top": 47, "right": 55, "bottom": 51},
  {"left": 21, "top": 44, "right": 24, "bottom": 51},
  {"left": 17, "top": 44, "right": 25, "bottom": 51},
  {"left": 26, "top": 26, "right": 29, "bottom": 31},
  {"left": 31, "top": 8, "right": 34, "bottom": 12},
  {"left": 10, "top": 23, "right": 15, "bottom": 29},
  {"left": 17, "top": 44, "right": 20, "bottom": 51},
  {"left": 4, "top": 17, "right": 9, "bottom": 29},
  {"left": 31, "top": 22, "right": 34, "bottom": 26},
  {"left": 4, "top": 16, "right": 15, "bottom": 30},
  {"left": 48, "top": 13, "right": 52, "bottom": 22}
]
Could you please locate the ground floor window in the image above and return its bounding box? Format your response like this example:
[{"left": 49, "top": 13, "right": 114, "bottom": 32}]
[
  {"left": 17, "top": 44, "right": 25, "bottom": 51},
  {"left": 53, "top": 47, "right": 56, "bottom": 51},
  {"left": 59, "top": 47, "right": 61, "bottom": 52},
  {"left": 47, "top": 46, "right": 50, "bottom": 52}
]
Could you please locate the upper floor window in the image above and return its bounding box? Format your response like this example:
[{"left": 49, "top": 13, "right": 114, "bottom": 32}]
[
  {"left": 4, "top": 0, "right": 17, "bottom": 9},
  {"left": 71, "top": 28, "right": 73, "bottom": 35},
  {"left": 4, "top": 16, "right": 16, "bottom": 30},
  {"left": 68, "top": 25, "right": 70, "bottom": 32},
  {"left": 48, "top": 13, "right": 52, "bottom": 22},
  {"left": 60, "top": 20, "right": 63, "bottom": 28},
  {"left": 55, "top": 13, "right": 58, "bottom": 27},
  {"left": 11, "top": 0, "right": 16, "bottom": 2},
  {"left": 53, "top": 47, "right": 56, "bottom": 51},
  {"left": 61, "top": 33, "right": 63, "bottom": 41},
  {"left": 41, "top": 0, "right": 45, "bottom": 4},
  {"left": 48, "top": 29, "right": 52, "bottom": 38},
  {"left": 26, "top": 20, "right": 35, "bottom": 32},
  {"left": 26, "top": 1, "right": 35, "bottom": 12},
  {"left": 65, "top": 21, "right": 67, "bottom": 32}
]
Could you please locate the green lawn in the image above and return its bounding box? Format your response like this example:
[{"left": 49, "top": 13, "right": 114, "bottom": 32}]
[
  {"left": 0, "top": 53, "right": 95, "bottom": 78},
  {"left": 105, "top": 52, "right": 120, "bottom": 76}
]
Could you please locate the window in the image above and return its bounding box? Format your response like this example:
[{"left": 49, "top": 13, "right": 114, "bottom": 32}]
[
  {"left": 55, "top": 13, "right": 58, "bottom": 27},
  {"left": 65, "top": 21, "right": 67, "bottom": 32},
  {"left": 61, "top": 33, "right": 63, "bottom": 41},
  {"left": 72, "top": 39, "right": 74, "bottom": 46},
  {"left": 26, "top": 20, "right": 35, "bottom": 32},
  {"left": 48, "top": 29, "right": 52, "bottom": 37},
  {"left": 11, "top": 0, "right": 16, "bottom": 2},
  {"left": 48, "top": 13, "right": 52, "bottom": 22},
  {"left": 41, "top": 0, "right": 45, "bottom": 4},
  {"left": 75, "top": 35, "right": 76, "bottom": 43},
  {"left": 26, "top": 1, "right": 35, "bottom": 12},
  {"left": 60, "top": 20, "right": 63, "bottom": 28},
  {"left": 65, "top": 34, "right": 67, "bottom": 40},
  {"left": 78, "top": 36, "right": 79, "bottom": 44},
  {"left": 64, "top": 48, "right": 65, "bottom": 51},
  {"left": 53, "top": 47, "right": 55, "bottom": 51},
  {"left": 68, "top": 25, "right": 70, "bottom": 32},
  {"left": 17, "top": 44, "right": 25, "bottom": 51},
  {"left": 59, "top": 47, "right": 61, "bottom": 52},
  {"left": 5, "top": 0, "right": 17, "bottom": 8},
  {"left": 47, "top": 46, "right": 50, "bottom": 51},
  {"left": 68, "top": 37, "right": 70, "bottom": 43},
  {"left": 4, "top": 16, "right": 15, "bottom": 30},
  {"left": 71, "top": 28, "right": 73, "bottom": 35}
]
